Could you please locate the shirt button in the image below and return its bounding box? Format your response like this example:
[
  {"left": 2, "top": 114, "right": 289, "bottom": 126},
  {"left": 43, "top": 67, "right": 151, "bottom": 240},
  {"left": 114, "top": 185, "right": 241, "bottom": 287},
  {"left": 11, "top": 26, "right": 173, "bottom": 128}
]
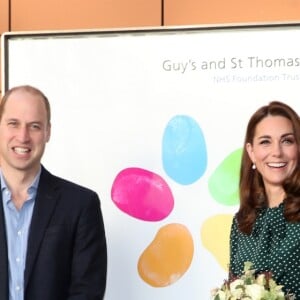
[
  {"left": 17, "top": 230, "right": 22, "bottom": 236},
  {"left": 15, "top": 286, "right": 21, "bottom": 291},
  {"left": 16, "top": 257, "right": 21, "bottom": 263}
]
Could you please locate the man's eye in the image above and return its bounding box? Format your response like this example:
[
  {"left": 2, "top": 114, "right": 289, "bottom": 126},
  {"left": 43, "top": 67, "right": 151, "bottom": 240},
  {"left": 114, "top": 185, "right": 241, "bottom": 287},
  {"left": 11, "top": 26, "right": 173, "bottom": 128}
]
[
  {"left": 7, "top": 122, "right": 17, "bottom": 127},
  {"left": 31, "top": 124, "right": 41, "bottom": 130}
]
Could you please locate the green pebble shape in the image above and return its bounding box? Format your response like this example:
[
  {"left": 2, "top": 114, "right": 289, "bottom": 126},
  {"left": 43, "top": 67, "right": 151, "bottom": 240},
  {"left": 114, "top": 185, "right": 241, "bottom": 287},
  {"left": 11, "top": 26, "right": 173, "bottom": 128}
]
[{"left": 208, "top": 148, "right": 242, "bottom": 206}]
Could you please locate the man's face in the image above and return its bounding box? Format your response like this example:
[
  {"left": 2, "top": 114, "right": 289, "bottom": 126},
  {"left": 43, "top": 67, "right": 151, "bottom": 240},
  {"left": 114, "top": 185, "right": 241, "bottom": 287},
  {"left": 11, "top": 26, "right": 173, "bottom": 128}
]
[{"left": 0, "top": 89, "right": 51, "bottom": 175}]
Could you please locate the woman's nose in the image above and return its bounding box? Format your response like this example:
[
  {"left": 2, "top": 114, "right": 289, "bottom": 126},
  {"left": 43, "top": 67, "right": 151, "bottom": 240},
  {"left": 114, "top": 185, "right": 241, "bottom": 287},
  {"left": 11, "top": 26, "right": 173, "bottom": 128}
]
[{"left": 271, "top": 142, "right": 282, "bottom": 156}]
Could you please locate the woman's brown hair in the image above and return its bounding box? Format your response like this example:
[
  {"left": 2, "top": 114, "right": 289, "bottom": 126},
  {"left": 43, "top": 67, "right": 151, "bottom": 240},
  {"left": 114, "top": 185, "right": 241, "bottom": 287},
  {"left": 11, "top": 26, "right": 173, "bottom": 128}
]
[{"left": 237, "top": 101, "right": 300, "bottom": 234}]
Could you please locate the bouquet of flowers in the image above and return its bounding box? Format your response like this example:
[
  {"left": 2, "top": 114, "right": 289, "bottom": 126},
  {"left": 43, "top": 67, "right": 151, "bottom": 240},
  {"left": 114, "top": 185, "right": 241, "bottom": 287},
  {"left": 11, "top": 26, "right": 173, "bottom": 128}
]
[{"left": 211, "top": 262, "right": 295, "bottom": 300}]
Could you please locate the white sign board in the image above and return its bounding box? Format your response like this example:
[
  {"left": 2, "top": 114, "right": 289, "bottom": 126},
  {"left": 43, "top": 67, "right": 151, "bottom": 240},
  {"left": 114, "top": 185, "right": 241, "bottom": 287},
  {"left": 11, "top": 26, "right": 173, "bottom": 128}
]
[{"left": 2, "top": 23, "right": 300, "bottom": 299}]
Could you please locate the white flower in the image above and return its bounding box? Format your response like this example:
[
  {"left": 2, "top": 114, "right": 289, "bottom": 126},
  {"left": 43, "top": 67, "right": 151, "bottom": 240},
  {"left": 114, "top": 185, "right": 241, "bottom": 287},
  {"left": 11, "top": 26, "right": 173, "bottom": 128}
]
[
  {"left": 230, "top": 279, "right": 244, "bottom": 298},
  {"left": 231, "top": 288, "right": 243, "bottom": 299},
  {"left": 215, "top": 290, "right": 226, "bottom": 300},
  {"left": 255, "top": 273, "right": 265, "bottom": 286},
  {"left": 210, "top": 262, "right": 295, "bottom": 300},
  {"left": 245, "top": 283, "right": 264, "bottom": 300},
  {"left": 210, "top": 287, "right": 219, "bottom": 297},
  {"left": 230, "top": 279, "right": 244, "bottom": 291}
]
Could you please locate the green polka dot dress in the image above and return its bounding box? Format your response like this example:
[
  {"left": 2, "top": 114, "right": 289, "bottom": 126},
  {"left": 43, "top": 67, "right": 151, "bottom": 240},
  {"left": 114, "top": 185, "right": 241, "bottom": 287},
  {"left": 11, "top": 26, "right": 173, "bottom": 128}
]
[{"left": 230, "top": 203, "right": 300, "bottom": 299}]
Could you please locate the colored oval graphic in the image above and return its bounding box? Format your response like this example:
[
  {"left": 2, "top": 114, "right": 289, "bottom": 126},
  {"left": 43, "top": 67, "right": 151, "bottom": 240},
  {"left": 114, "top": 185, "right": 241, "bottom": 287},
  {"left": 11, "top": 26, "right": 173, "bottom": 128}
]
[
  {"left": 138, "top": 223, "right": 194, "bottom": 287},
  {"left": 111, "top": 167, "right": 174, "bottom": 221},
  {"left": 208, "top": 148, "right": 242, "bottom": 206},
  {"left": 162, "top": 115, "right": 207, "bottom": 185},
  {"left": 201, "top": 214, "right": 233, "bottom": 270}
]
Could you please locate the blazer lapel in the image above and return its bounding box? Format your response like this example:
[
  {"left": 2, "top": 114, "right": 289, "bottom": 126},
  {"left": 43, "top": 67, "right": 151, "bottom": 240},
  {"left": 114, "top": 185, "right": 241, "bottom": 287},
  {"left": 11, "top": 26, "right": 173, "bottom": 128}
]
[
  {"left": 24, "top": 167, "right": 60, "bottom": 288},
  {"left": 0, "top": 191, "right": 9, "bottom": 300}
]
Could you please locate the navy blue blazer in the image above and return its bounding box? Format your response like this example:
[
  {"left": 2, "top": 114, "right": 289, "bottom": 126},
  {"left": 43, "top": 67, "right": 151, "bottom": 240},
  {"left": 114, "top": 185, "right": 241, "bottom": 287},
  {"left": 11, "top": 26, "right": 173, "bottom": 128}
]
[{"left": 0, "top": 166, "right": 107, "bottom": 300}]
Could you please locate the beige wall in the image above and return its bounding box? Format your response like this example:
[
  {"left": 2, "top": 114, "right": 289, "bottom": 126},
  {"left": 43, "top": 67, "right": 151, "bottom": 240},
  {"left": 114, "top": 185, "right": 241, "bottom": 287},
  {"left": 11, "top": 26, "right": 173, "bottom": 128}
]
[
  {"left": 1, "top": 0, "right": 300, "bottom": 93},
  {"left": 164, "top": 0, "right": 300, "bottom": 25},
  {"left": 0, "top": 0, "right": 8, "bottom": 33},
  {"left": 10, "top": 0, "right": 162, "bottom": 30},
  {"left": 0, "top": 0, "right": 9, "bottom": 90}
]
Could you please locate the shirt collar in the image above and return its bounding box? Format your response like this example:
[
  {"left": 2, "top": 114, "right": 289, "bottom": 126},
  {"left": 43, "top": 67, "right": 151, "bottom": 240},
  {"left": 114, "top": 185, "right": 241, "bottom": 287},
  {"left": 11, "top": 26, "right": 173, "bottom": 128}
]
[{"left": 0, "top": 167, "right": 42, "bottom": 194}]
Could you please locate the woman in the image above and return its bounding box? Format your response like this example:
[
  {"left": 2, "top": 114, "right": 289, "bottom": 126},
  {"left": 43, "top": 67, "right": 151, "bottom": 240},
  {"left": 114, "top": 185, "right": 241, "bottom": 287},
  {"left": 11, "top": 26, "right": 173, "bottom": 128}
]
[{"left": 230, "top": 101, "right": 300, "bottom": 299}]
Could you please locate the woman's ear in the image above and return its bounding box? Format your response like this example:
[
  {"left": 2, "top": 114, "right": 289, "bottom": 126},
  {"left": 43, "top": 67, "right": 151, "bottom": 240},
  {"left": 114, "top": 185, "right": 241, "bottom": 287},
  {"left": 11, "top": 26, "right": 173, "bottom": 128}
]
[{"left": 246, "top": 142, "right": 255, "bottom": 164}]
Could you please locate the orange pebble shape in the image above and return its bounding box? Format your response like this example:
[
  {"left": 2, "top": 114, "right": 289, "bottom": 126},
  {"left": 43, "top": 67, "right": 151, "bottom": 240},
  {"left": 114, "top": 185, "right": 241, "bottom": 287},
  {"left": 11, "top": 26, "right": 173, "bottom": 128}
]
[{"left": 138, "top": 223, "right": 194, "bottom": 287}]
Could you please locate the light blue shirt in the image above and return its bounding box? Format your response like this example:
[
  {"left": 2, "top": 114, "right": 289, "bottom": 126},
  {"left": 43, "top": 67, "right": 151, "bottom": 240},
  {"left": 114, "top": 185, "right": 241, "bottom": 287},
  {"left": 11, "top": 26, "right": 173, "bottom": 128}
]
[{"left": 1, "top": 169, "right": 41, "bottom": 300}]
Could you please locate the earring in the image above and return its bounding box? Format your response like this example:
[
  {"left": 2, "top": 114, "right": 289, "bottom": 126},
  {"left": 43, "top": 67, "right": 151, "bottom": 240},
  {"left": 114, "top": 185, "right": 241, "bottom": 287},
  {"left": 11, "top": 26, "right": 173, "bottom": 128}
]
[{"left": 252, "top": 163, "right": 256, "bottom": 170}]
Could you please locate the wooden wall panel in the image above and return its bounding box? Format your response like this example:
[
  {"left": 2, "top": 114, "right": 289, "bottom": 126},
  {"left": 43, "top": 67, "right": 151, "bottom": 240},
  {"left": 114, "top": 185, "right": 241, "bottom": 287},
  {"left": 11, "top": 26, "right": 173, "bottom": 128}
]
[
  {"left": 0, "top": 0, "right": 9, "bottom": 34},
  {"left": 164, "top": 0, "right": 300, "bottom": 25},
  {"left": 11, "top": 0, "right": 162, "bottom": 31},
  {"left": 0, "top": 0, "right": 9, "bottom": 95}
]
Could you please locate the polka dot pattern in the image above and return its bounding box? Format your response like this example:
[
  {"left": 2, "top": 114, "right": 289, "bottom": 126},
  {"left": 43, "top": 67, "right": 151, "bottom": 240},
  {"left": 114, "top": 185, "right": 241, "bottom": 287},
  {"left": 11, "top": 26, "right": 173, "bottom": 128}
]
[{"left": 230, "top": 203, "right": 300, "bottom": 299}]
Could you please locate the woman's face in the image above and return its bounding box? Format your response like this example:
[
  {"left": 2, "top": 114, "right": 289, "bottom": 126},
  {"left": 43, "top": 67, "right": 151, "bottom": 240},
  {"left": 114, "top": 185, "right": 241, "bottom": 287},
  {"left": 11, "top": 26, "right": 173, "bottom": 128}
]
[{"left": 246, "top": 115, "right": 298, "bottom": 189}]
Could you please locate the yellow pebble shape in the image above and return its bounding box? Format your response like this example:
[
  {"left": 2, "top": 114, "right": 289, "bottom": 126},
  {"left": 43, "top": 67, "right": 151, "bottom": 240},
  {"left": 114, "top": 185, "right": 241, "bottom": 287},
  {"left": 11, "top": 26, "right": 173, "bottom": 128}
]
[{"left": 201, "top": 214, "right": 233, "bottom": 270}]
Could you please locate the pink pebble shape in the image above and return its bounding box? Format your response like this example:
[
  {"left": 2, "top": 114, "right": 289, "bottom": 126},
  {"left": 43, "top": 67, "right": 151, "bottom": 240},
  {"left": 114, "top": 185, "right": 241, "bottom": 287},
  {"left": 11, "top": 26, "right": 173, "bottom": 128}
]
[{"left": 111, "top": 167, "right": 174, "bottom": 221}]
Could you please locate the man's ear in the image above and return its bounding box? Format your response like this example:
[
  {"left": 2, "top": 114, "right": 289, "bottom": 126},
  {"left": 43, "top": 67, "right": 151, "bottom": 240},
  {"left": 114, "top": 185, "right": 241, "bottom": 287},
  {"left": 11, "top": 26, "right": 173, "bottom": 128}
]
[{"left": 46, "top": 124, "right": 51, "bottom": 142}]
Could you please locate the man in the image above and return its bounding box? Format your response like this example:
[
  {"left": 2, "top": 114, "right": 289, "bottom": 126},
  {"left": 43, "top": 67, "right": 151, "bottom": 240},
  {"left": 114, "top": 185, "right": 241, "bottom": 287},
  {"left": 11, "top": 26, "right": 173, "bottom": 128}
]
[{"left": 0, "top": 85, "right": 107, "bottom": 300}]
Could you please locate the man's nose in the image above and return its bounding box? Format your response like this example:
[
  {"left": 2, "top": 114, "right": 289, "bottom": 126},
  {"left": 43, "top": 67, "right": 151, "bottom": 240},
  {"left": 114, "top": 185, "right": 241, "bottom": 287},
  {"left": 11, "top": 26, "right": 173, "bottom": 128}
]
[{"left": 16, "top": 126, "right": 30, "bottom": 142}]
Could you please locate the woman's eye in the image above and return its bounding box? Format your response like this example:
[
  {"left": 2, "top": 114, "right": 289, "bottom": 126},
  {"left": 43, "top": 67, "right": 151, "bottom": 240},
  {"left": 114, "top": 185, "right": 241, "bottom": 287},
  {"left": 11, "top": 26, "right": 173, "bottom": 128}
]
[
  {"left": 259, "top": 139, "right": 270, "bottom": 145},
  {"left": 282, "top": 138, "right": 294, "bottom": 144}
]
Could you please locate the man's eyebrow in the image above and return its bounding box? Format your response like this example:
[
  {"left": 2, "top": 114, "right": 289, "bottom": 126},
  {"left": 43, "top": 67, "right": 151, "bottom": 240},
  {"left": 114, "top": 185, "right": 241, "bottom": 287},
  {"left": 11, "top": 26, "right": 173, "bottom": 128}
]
[{"left": 4, "top": 117, "right": 18, "bottom": 121}]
